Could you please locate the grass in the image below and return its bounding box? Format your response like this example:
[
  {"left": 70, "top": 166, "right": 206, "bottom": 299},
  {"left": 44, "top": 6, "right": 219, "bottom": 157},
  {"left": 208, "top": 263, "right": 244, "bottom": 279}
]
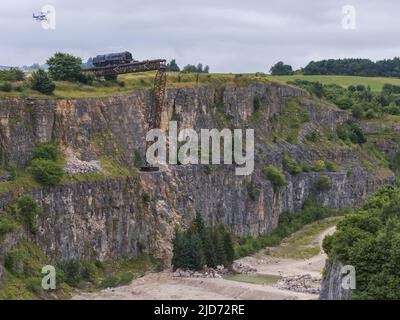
[
  {"left": 267, "top": 216, "right": 342, "bottom": 259},
  {"left": 271, "top": 97, "right": 309, "bottom": 144},
  {"left": 0, "top": 169, "right": 39, "bottom": 195},
  {"left": 224, "top": 273, "right": 281, "bottom": 285},
  {"left": 265, "top": 74, "right": 400, "bottom": 92},
  {"left": 2, "top": 73, "right": 400, "bottom": 98}
]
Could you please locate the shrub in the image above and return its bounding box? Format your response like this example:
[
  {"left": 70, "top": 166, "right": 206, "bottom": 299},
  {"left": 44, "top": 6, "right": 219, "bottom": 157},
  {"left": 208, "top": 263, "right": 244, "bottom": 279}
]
[
  {"left": 47, "top": 52, "right": 83, "bottom": 82},
  {"left": 17, "top": 195, "right": 42, "bottom": 235},
  {"left": 305, "top": 130, "right": 319, "bottom": 142},
  {"left": 99, "top": 275, "right": 120, "bottom": 288},
  {"left": 30, "top": 159, "right": 64, "bottom": 186},
  {"left": 26, "top": 277, "right": 44, "bottom": 296},
  {"left": 311, "top": 160, "right": 326, "bottom": 172},
  {"left": 142, "top": 192, "right": 151, "bottom": 203},
  {"left": 7, "top": 163, "right": 18, "bottom": 180},
  {"left": 337, "top": 121, "right": 366, "bottom": 145},
  {"left": 301, "top": 162, "right": 311, "bottom": 172},
  {"left": 32, "top": 143, "right": 61, "bottom": 161},
  {"left": 118, "top": 271, "right": 134, "bottom": 285},
  {"left": 0, "top": 82, "right": 12, "bottom": 92},
  {"left": 263, "top": 165, "right": 288, "bottom": 191},
  {"left": 253, "top": 96, "right": 262, "bottom": 111},
  {"left": 315, "top": 176, "right": 332, "bottom": 191},
  {"left": 0, "top": 68, "right": 25, "bottom": 81},
  {"left": 282, "top": 154, "right": 302, "bottom": 174},
  {"left": 30, "top": 70, "right": 55, "bottom": 95},
  {"left": 325, "top": 160, "right": 339, "bottom": 172},
  {"left": 0, "top": 215, "right": 17, "bottom": 236}
]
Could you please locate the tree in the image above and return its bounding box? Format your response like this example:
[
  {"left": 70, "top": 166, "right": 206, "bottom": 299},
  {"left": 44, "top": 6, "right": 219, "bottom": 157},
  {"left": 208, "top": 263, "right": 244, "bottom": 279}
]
[
  {"left": 182, "top": 63, "right": 209, "bottom": 73},
  {"left": 263, "top": 165, "right": 288, "bottom": 191},
  {"left": 32, "top": 142, "right": 61, "bottom": 161},
  {"left": 47, "top": 52, "right": 83, "bottom": 82},
  {"left": 270, "top": 61, "right": 294, "bottom": 75},
  {"left": 30, "top": 159, "right": 64, "bottom": 186},
  {"left": 30, "top": 70, "right": 55, "bottom": 95},
  {"left": 17, "top": 195, "right": 42, "bottom": 234},
  {"left": 166, "top": 59, "right": 180, "bottom": 72}
]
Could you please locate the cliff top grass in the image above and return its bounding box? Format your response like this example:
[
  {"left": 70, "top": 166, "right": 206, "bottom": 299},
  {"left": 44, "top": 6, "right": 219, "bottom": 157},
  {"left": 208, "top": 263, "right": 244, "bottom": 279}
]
[
  {"left": 2, "top": 72, "right": 400, "bottom": 99},
  {"left": 0, "top": 72, "right": 270, "bottom": 99},
  {"left": 265, "top": 74, "right": 400, "bottom": 92}
]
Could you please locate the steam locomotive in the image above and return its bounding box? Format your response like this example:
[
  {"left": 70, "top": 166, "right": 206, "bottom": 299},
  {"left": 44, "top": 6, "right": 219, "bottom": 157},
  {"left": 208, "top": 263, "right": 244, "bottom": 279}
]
[{"left": 92, "top": 51, "right": 134, "bottom": 68}]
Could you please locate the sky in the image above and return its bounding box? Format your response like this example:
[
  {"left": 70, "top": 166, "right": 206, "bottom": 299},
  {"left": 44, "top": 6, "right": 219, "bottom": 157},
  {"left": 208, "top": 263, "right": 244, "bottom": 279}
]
[{"left": 0, "top": 0, "right": 399, "bottom": 73}]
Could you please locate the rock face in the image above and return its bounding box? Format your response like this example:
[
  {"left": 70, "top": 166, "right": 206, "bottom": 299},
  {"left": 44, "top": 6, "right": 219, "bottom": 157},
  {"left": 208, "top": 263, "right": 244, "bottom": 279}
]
[
  {"left": 0, "top": 82, "right": 395, "bottom": 265},
  {"left": 320, "top": 259, "right": 352, "bottom": 300}
]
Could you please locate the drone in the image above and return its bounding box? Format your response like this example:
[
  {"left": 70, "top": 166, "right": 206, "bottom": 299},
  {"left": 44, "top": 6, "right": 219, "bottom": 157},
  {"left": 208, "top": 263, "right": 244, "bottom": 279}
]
[{"left": 32, "top": 11, "right": 49, "bottom": 22}]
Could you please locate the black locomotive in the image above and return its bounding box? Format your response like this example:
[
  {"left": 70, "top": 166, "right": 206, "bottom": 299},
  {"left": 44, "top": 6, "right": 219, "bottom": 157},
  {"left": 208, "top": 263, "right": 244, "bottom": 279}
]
[{"left": 92, "top": 51, "right": 133, "bottom": 68}]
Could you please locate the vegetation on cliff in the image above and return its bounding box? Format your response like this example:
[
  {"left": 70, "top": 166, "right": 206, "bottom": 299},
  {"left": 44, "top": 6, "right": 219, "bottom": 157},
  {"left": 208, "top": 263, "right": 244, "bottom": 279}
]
[
  {"left": 323, "top": 185, "right": 400, "bottom": 299},
  {"left": 235, "top": 199, "right": 340, "bottom": 258},
  {"left": 172, "top": 213, "right": 235, "bottom": 270}
]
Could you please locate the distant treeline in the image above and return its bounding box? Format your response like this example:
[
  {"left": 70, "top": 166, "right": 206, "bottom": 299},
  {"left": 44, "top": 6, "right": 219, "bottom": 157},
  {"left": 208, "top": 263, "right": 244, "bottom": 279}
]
[{"left": 303, "top": 58, "right": 400, "bottom": 77}]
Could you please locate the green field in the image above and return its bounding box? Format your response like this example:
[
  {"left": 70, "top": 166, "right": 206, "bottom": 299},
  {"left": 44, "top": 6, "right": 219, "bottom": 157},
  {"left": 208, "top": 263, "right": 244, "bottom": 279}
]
[
  {"left": 265, "top": 74, "right": 400, "bottom": 92},
  {"left": 2, "top": 73, "right": 400, "bottom": 98}
]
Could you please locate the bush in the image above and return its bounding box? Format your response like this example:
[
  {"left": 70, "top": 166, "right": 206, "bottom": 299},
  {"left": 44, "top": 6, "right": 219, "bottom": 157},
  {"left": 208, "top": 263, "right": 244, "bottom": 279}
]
[
  {"left": 32, "top": 143, "right": 61, "bottom": 162},
  {"left": 305, "top": 130, "right": 319, "bottom": 142},
  {"left": 26, "top": 277, "right": 44, "bottom": 296},
  {"left": 315, "top": 176, "right": 332, "bottom": 191},
  {"left": 263, "top": 165, "right": 288, "bottom": 191},
  {"left": 337, "top": 121, "right": 366, "bottom": 145},
  {"left": 0, "top": 215, "right": 17, "bottom": 236},
  {"left": 47, "top": 52, "right": 83, "bottom": 82},
  {"left": 301, "top": 162, "right": 311, "bottom": 172},
  {"left": 30, "top": 159, "right": 64, "bottom": 186},
  {"left": 7, "top": 163, "right": 18, "bottom": 180},
  {"left": 0, "top": 68, "right": 25, "bottom": 81},
  {"left": 253, "top": 96, "right": 262, "bottom": 111},
  {"left": 99, "top": 275, "right": 120, "bottom": 288},
  {"left": 311, "top": 160, "right": 326, "bottom": 172},
  {"left": 323, "top": 186, "right": 400, "bottom": 299},
  {"left": 0, "top": 82, "right": 12, "bottom": 92},
  {"left": 142, "top": 192, "right": 151, "bottom": 203},
  {"left": 30, "top": 70, "right": 55, "bottom": 95},
  {"left": 17, "top": 195, "right": 42, "bottom": 235},
  {"left": 118, "top": 271, "right": 134, "bottom": 285},
  {"left": 325, "top": 160, "right": 339, "bottom": 172},
  {"left": 282, "top": 154, "right": 302, "bottom": 174}
]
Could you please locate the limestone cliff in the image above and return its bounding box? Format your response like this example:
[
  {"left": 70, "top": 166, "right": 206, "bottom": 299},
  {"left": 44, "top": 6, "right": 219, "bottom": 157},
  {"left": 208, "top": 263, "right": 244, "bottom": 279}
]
[{"left": 0, "top": 81, "right": 394, "bottom": 265}]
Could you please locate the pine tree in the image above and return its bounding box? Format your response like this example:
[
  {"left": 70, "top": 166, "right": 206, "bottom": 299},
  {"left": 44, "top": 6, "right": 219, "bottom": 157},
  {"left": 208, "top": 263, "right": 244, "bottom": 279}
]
[{"left": 30, "top": 70, "right": 55, "bottom": 95}]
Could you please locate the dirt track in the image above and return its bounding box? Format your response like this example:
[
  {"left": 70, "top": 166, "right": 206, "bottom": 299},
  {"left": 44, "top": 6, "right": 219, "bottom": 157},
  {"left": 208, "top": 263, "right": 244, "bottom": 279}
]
[{"left": 73, "top": 225, "right": 336, "bottom": 300}]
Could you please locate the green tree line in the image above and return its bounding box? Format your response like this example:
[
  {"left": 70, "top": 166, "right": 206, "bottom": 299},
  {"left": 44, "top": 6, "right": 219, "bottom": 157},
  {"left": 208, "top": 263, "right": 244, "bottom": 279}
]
[{"left": 172, "top": 213, "right": 234, "bottom": 270}]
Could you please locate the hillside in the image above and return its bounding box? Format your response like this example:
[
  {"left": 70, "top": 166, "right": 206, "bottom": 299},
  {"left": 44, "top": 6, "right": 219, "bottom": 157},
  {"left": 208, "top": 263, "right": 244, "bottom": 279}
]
[
  {"left": 0, "top": 78, "right": 396, "bottom": 299},
  {"left": 3, "top": 73, "right": 400, "bottom": 99}
]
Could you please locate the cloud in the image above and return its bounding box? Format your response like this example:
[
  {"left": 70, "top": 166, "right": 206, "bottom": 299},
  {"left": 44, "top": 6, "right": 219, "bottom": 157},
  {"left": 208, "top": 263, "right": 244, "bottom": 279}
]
[{"left": 0, "top": 0, "right": 399, "bottom": 72}]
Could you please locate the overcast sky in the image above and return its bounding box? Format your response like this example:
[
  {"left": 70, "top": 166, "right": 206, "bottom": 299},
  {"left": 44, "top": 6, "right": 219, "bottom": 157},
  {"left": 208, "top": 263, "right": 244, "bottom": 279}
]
[{"left": 0, "top": 0, "right": 399, "bottom": 72}]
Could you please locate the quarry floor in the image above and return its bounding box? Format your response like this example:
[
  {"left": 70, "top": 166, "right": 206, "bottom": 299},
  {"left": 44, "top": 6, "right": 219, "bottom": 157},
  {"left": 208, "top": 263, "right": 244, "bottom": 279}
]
[{"left": 73, "top": 221, "right": 337, "bottom": 300}]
